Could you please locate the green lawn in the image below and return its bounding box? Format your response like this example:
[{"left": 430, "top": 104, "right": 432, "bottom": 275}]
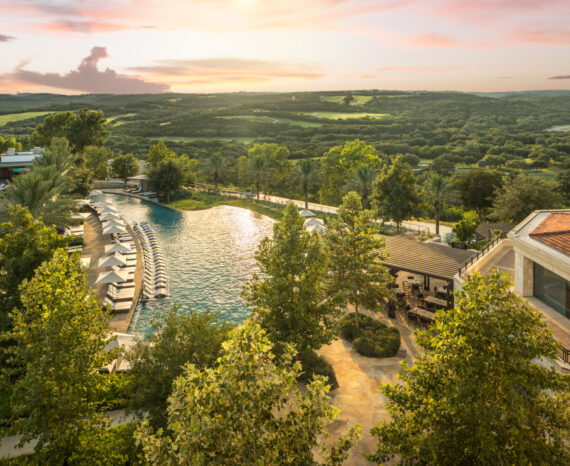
[
  {"left": 106, "top": 113, "right": 137, "bottom": 126},
  {"left": 298, "top": 111, "right": 391, "bottom": 120},
  {"left": 319, "top": 95, "right": 373, "bottom": 106},
  {"left": 219, "top": 115, "right": 322, "bottom": 127},
  {"left": 155, "top": 136, "right": 256, "bottom": 144},
  {"left": 0, "top": 111, "right": 53, "bottom": 126}
]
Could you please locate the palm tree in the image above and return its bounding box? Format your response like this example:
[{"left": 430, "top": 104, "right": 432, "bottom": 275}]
[
  {"left": 346, "top": 165, "right": 377, "bottom": 209},
  {"left": 297, "top": 159, "right": 318, "bottom": 209},
  {"left": 203, "top": 153, "right": 224, "bottom": 188},
  {"left": 249, "top": 155, "right": 266, "bottom": 200},
  {"left": 423, "top": 173, "right": 456, "bottom": 236},
  {"left": 2, "top": 166, "right": 72, "bottom": 228}
]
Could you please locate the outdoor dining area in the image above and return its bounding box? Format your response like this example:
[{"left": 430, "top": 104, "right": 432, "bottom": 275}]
[{"left": 383, "top": 236, "right": 478, "bottom": 326}]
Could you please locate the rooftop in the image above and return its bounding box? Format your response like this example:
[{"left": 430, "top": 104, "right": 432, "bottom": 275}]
[
  {"left": 529, "top": 212, "right": 570, "bottom": 256},
  {"left": 382, "top": 236, "right": 477, "bottom": 281}
]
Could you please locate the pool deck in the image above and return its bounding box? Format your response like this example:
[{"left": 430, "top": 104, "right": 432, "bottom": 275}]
[{"left": 82, "top": 206, "right": 143, "bottom": 334}]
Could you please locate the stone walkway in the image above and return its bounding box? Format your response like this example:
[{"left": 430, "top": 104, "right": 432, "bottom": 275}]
[{"left": 319, "top": 310, "right": 422, "bottom": 465}]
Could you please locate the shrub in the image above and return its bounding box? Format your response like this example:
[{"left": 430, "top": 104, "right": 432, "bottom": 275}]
[
  {"left": 296, "top": 351, "right": 338, "bottom": 389},
  {"left": 339, "top": 313, "right": 401, "bottom": 358}
]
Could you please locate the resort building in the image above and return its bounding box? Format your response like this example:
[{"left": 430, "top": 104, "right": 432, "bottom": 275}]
[
  {"left": 456, "top": 209, "right": 570, "bottom": 369},
  {"left": 0, "top": 147, "right": 44, "bottom": 179}
]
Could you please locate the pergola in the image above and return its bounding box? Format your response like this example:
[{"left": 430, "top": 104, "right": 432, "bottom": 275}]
[{"left": 382, "top": 236, "right": 477, "bottom": 301}]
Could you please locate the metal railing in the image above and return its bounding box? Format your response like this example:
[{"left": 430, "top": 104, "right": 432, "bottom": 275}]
[
  {"left": 458, "top": 233, "right": 506, "bottom": 279},
  {"left": 562, "top": 346, "right": 570, "bottom": 365}
]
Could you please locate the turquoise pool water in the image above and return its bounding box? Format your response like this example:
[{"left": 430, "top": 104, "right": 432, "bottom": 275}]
[{"left": 98, "top": 194, "right": 274, "bottom": 336}]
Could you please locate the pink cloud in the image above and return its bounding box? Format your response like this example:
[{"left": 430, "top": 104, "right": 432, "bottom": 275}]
[
  {"left": 510, "top": 28, "right": 570, "bottom": 45},
  {"left": 1, "top": 46, "right": 169, "bottom": 94}
]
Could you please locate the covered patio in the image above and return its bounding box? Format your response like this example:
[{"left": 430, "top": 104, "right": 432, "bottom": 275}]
[{"left": 382, "top": 236, "right": 477, "bottom": 315}]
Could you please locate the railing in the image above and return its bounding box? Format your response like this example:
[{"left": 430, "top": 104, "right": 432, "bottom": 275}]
[
  {"left": 562, "top": 346, "right": 570, "bottom": 365},
  {"left": 458, "top": 233, "right": 506, "bottom": 279}
]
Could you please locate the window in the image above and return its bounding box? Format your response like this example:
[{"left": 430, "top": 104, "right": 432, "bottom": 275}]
[{"left": 533, "top": 262, "right": 569, "bottom": 318}]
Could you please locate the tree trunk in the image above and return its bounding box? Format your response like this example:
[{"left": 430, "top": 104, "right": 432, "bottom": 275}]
[
  {"left": 396, "top": 222, "right": 400, "bottom": 234},
  {"left": 304, "top": 181, "right": 308, "bottom": 209},
  {"left": 255, "top": 176, "right": 260, "bottom": 200},
  {"left": 435, "top": 203, "right": 440, "bottom": 236},
  {"left": 362, "top": 192, "right": 369, "bottom": 210},
  {"left": 354, "top": 303, "right": 359, "bottom": 329}
]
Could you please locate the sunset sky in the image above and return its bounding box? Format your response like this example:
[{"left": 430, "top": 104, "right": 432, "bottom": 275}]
[{"left": 0, "top": 0, "right": 569, "bottom": 94}]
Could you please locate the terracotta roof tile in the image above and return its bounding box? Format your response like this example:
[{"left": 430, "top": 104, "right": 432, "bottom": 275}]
[{"left": 529, "top": 213, "right": 570, "bottom": 256}]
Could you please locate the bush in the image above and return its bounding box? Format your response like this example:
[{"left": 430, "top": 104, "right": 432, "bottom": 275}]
[
  {"left": 92, "top": 373, "right": 134, "bottom": 411},
  {"left": 296, "top": 351, "right": 338, "bottom": 389},
  {"left": 339, "top": 313, "right": 401, "bottom": 358}
]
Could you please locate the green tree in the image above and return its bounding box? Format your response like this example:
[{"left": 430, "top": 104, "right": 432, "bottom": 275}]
[
  {"left": 32, "top": 109, "right": 107, "bottom": 152},
  {"left": 297, "top": 158, "right": 319, "bottom": 209},
  {"left": 147, "top": 140, "right": 175, "bottom": 168},
  {"left": 247, "top": 143, "right": 292, "bottom": 195},
  {"left": 201, "top": 152, "right": 224, "bottom": 188},
  {"left": 555, "top": 168, "right": 570, "bottom": 200},
  {"left": 136, "top": 321, "right": 360, "bottom": 465},
  {"left": 3, "top": 250, "right": 113, "bottom": 463},
  {"left": 0, "top": 135, "right": 23, "bottom": 153},
  {"left": 373, "top": 155, "right": 418, "bottom": 232},
  {"left": 422, "top": 173, "right": 456, "bottom": 235},
  {"left": 430, "top": 154, "right": 457, "bottom": 176},
  {"left": 491, "top": 172, "right": 563, "bottom": 222},
  {"left": 325, "top": 192, "right": 393, "bottom": 328},
  {"left": 127, "top": 307, "right": 233, "bottom": 429},
  {"left": 111, "top": 153, "right": 139, "bottom": 187},
  {"left": 32, "top": 137, "right": 73, "bottom": 172},
  {"left": 452, "top": 211, "right": 479, "bottom": 244},
  {"left": 249, "top": 153, "right": 267, "bottom": 199},
  {"left": 83, "top": 145, "right": 112, "bottom": 179},
  {"left": 320, "top": 139, "right": 383, "bottom": 206},
  {"left": 346, "top": 164, "right": 377, "bottom": 209},
  {"left": 0, "top": 206, "right": 67, "bottom": 327},
  {"left": 243, "top": 203, "right": 338, "bottom": 353},
  {"left": 454, "top": 169, "right": 503, "bottom": 218},
  {"left": 2, "top": 165, "right": 73, "bottom": 228},
  {"left": 369, "top": 272, "right": 570, "bottom": 465},
  {"left": 147, "top": 157, "right": 185, "bottom": 203}
]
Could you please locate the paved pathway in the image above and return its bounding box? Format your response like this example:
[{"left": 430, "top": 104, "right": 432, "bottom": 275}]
[{"left": 318, "top": 309, "right": 423, "bottom": 465}]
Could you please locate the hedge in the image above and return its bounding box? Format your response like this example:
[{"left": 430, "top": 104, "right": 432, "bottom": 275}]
[{"left": 339, "top": 312, "right": 401, "bottom": 358}]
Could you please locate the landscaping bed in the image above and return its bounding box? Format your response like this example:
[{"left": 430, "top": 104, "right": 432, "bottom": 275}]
[
  {"left": 296, "top": 351, "right": 338, "bottom": 389},
  {"left": 339, "top": 312, "right": 400, "bottom": 358}
]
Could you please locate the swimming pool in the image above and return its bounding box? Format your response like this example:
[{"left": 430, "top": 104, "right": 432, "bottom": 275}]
[{"left": 98, "top": 194, "right": 274, "bottom": 336}]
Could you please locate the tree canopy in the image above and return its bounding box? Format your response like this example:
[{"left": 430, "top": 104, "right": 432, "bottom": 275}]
[
  {"left": 127, "top": 307, "right": 233, "bottom": 429},
  {"left": 147, "top": 157, "right": 186, "bottom": 202},
  {"left": 369, "top": 272, "right": 570, "bottom": 465},
  {"left": 136, "top": 321, "right": 360, "bottom": 465},
  {"left": 111, "top": 153, "right": 139, "bottom": 186},
  {"left": 243, "top": 203, "right": 338, "bottom": 353},
  {"left": 3, "top": 249, "right": 113, "bottom": 462},
  {"left": 325, "top": 192, "right": 393, "bottom": 328},
  {"left": 373, "top": 155, "right": 418, "bottom": 232}
]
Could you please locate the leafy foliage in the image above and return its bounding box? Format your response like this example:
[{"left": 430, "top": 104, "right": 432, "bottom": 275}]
[
  {"left": 422, "top": 173, "right": 456, "bottom": 235},
  {"left": 326, "top": 192, "right": 394, "bottom": 328},
  {"left": 452, "top": 210, "right": 479, "bottom": 243},
  {"left": 491, "top": 172, "right": 563, "bottom": 222},
  {"left": 126, "top": 307, "right": 233, "bottom": 429},
  {"left": 369, "top": 272, "right": 570, "bottom": 465},
  {"left": 338, "top": 312, "right": 400, "bottom": 358},
  {"left": 146, "top": 157, "right": 186, "bottom": 202},
  {"left": 3, "top": 250, "right": 113, "bottom": 463},
  {"left": 373, "top": 155, "right": 418, "bottom": 231},
  {"left": 136, "top": 321, "right": 360, "bottom": 465},
  {"left": 0, "top": 206, "right": 67, "bottom": 325},
  {"left": 243, "top": 203, "right": 338, "bottom": 353},
  {"left": 454, "top": 169, "right": 504, "bottom": 218},
  {"left": 111, "top": 153, "right": 139, "bottom": 185}
]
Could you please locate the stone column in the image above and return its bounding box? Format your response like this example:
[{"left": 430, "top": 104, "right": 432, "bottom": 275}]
[{"left": 514, "top": 251, "right": 533, "bottom": 296}]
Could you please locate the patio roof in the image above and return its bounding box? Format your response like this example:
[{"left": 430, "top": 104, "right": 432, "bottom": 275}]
[{"left": 382, "top": 236, "right": 477, "bottom": 281}]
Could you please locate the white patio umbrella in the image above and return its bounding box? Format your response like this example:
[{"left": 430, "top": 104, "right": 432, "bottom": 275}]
[
  {"left": 98, "top": 207, "right": 118, "bottom": 215},
  {"left": 94, "top": 269, "right": 128, "bottom": 285},
  {"left": 100, "top": 212, "right": 122, "bottom": 221},
  {"left": 93, "top": 200, "right": 113, "bottom": 207},
  {"left": 98, "top": 254, "right": 128, "bottom": 268},
  {"left": 304, "top": 217, "right": 325, "bottom": 227},
  {"left": 75, "top": 199, "right": 91, "bottom": 206},
  {"left": 89, "top": 190, "right": 103, "bottom": 197},
  {"left": 299, "top": 209, "right": 316, "bottom": 218},
  {"left": 306, "top": 223, "right": 327, "bottom": 234},
  {"left": 105, "top": 243, "right": 132, "bottom": 254},
  {"left": 102, "top": 224, "right": 128, "bottom": 235}
]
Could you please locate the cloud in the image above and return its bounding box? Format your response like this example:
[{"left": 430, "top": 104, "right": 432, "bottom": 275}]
[
  {"left": 548, "top": 75, "right": 570, "bottom": 80},
  {"left": 130, "top": 58, "right": 324, "bottom": 85},
  {"left": 376, "top": 66, "right": 467, "bottom": 72},
  {"left": 510, "top": 28, "right": 570, "bottom": 45},
  {"left": 2, "top": 46, "right": 169, "bottom": 94},
  {"left": 0, "top": 34, "right": 15, "bottom": 42}
]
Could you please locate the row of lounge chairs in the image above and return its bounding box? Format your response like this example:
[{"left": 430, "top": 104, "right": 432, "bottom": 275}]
[{"left": 133, "top": 221, "right": 168, "bottom": 300}]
